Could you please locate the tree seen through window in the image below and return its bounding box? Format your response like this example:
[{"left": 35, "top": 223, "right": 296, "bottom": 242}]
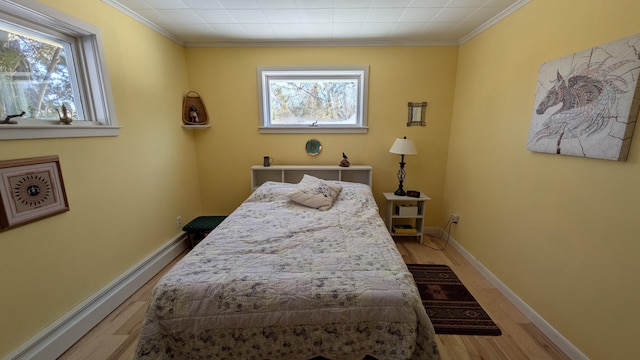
[
  {"left": 269, "top": 79, "right": 357, "bottom": 125},
  {"left": 0, "top": 25, "right": 78, "bottom": 121}
]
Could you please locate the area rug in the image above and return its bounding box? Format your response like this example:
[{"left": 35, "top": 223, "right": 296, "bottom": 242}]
[{"left": 407, "top": 264, "right": 502, "bottom": 336}]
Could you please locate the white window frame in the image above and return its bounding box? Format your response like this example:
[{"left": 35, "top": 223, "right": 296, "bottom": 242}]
[
  {"left": 0, "top": 0, "right": 119, "bottom": 140},
  {"left": 258, "top": 66, "right": 369, "bottom": 134}
]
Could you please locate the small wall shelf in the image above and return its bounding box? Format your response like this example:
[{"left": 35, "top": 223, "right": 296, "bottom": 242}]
[{"left": 181, "top": 124, "right": 211, "bottom": 129}]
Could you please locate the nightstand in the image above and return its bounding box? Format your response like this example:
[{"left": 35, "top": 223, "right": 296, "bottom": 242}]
[{"left": 383, "top": 192, "right": 431, "bottom": 244}]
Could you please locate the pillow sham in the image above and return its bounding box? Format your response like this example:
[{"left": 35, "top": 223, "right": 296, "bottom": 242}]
[{"left": 289, "top": 174, "right": 342, "bottom": 210}]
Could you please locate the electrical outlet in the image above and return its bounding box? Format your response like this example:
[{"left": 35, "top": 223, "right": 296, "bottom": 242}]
[
  {"left": 177, "top": 216, "right": 182, "bottom": 228},
  {"left": 451, "top": 214, "right": 459, "bottom": 224}
]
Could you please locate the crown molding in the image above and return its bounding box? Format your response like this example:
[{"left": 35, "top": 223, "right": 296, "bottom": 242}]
[{"left": 459, "top": 0, "right": 532, "bottom": 45}]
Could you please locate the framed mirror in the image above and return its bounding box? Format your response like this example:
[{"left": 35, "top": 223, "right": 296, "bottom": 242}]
[{"left": 407, "top": 102, "right": 427, "bottom": 126}]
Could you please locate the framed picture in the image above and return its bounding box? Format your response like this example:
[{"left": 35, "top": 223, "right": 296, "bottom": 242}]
[
  {"left": 407, "top": 102, "right": 427, "bottom": 126},
  {"left": 527, "top": 33, "right": 640, "bottom": 161},
  {"left": 0, "top": 155, "right": 69, "bottom": 231}
]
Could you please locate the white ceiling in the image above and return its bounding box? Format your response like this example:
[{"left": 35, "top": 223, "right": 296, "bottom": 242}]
[{"left": 105, "top": 0, "right": 529, "bottom": 47}]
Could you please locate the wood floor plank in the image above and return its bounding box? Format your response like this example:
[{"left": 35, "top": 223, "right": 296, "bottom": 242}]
[
  {"left": 59, "top": 237, "right": 571, "bottom": 360},
  {"left": 462, "top": 336, "right": 509, "bottom": 360},
  {"left": 436, "top": 335, "right": 472, "bottom": 360},
  {"left": 520, "top": 323, "right": 571, "bottom": 360},
  {"left": 60, "top": 334, "right": 128, "bottom": 360},
  {"left": 58, "top": 252, "right": 187, "bottom": 360}
]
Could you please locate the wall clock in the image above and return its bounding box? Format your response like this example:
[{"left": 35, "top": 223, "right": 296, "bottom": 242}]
[{"left": 305, "top": 139, "right": 322, "bottom": 156}]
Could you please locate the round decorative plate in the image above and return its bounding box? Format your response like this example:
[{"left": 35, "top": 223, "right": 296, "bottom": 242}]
[{"left": 305, "top": 139, "right": 322, "bottom": 156}]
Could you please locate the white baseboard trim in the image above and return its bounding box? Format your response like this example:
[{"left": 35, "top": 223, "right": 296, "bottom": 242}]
[
  {"left": 4, "top": 233, "right": 188, "bottom": 360},
  {"left": 6, "top": 227, "right": 587, "bottom": 360},
  {"left": 423, "top": 226, "right": 442, "bottom": 237},
  {"left": 437, "top": 230, "right": 588, "bottom": 360}
]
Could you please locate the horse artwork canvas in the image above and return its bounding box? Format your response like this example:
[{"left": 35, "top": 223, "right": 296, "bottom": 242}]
[{"left": 527, "top": 33, "right": 640, "bottom": 161}]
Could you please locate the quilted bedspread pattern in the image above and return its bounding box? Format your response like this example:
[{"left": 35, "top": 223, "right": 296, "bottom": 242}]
[{"left": 135, "top": 181, "right": 440, "bottom": 359}]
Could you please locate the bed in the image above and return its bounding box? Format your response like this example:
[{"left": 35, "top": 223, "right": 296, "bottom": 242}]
[{"left": 134, "top": 173, "right": 440, "bottom": 359}]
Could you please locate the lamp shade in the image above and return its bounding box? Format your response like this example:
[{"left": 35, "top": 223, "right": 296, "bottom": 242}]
[{"left": 389, "top": 137, "right": 417, "bottom": 155}]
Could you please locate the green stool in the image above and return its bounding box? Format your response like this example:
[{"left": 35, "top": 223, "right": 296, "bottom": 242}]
[{"left": 182, "top": 216, "right": 227, "bottom": 249}]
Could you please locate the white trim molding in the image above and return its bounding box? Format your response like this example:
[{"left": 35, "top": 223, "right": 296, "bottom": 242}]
[
  {"left": 6, "top": 225, "right": 587, "bottom": 360},
  {"left": 459, "top": 0, "right": 531, "bottom": 44},
  {"left": 0, "top": 124, "right": 121, "bottom": 140},
  {"left": 257, "top": 66, "right": 369, "bottom": 134},
  {"left": 438, "top": 229, "right": 588, "bottom": 360},
  {"left": 3, "top": 234, "right": 188, "bottom": 360},
  {"left": 0, "top": 0, "right": 121, "bottom": 140},
  {"left": 102, "top": 0, "right": 183, "bottom": 45}
]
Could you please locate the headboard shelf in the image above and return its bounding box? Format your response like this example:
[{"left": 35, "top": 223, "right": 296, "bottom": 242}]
[{"left": 251, "top": 165, "right": 372, "bottom": 190}]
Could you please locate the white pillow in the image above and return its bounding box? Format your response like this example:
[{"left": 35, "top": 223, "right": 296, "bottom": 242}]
[{"left": 289, "top": 174, "right": 342, "bottom": 210}]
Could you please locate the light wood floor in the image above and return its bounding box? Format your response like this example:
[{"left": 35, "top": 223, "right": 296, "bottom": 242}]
[{"left": 59, "top": 236, "right": 570, "bottom": 360}]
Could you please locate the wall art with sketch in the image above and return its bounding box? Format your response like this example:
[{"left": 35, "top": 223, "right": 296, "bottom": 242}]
[{"left": 527, "top": 33, "right": 640, "bottom": 161}]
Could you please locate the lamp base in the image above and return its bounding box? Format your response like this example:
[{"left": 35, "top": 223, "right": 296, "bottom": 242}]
[{"left": 394, "top": 155, "right": 407, "bottom": 196}]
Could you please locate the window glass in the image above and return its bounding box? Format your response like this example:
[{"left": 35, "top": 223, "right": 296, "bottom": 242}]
[
  {"left": 0, "top": 23, "right": 83, "bottom": 121},
  {"left": 258, "top": 67, "right": 368, "bottom": 133},
  {"left": 0, "top": 1, "right": 119, "bottom": 140}
]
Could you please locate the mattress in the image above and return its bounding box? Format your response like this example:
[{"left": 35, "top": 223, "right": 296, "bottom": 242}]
[{"left": 134, "top": 181, "right": 440, "bottom": 359}]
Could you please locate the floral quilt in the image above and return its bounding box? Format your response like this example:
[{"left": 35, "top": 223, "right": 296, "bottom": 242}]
[{"left": 134, "top": 181, "right": 440, "bottom": 360}]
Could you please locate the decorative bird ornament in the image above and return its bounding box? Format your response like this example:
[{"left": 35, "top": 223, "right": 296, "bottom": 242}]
[{"left": 339, "top": 152, "right": 350, "bottom": 167}]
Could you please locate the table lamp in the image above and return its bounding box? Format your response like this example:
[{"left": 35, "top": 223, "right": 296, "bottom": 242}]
[{"left": 389, "top": 136, "right": 417, "bottom": 196}]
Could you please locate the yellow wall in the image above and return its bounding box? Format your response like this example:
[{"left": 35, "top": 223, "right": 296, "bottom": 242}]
[
  {"left": 8, "top": 0, "right": 636, "bottom": 358},
  {"left": 185, "top": 46, "right": 458, "bottom": 220},
  {"left": 445, "top": 0, "right": 640, "bottom": 359},
  {"left": 0, "top": 1, "right": 202, "bottom": 356}
]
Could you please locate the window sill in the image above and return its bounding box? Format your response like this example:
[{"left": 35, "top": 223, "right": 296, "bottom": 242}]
[
  {"left": 0, "top": 123, "right": 121, "bottom": 140},
  {"left": 259, "top": 126, "right": 368, "bottom": 134}
]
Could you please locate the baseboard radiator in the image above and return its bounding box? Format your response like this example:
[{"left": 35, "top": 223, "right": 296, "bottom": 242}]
[
  {"left": 3, "top": 234, "right": 188, "bottom": 360},
  {"left": 5, "top": 228, "right": 587, "bottom": 360}
]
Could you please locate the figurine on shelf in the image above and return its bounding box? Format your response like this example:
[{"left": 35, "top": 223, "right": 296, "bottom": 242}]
[
  {"left": 56, "top": 104, "right": 72, "bottom": 125},
  {"left": 339, "top": 152, "right": 350, "bottom": 167},
  {"left": 1, "top": 111, "right": 25, "bottom": 124},
  {"left": 189, "top": 105, "right": 199, "bottom": 123}
]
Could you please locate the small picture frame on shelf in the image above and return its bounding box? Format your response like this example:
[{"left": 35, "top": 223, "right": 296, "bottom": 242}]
[{"left": 0, "top": 155, "right": 69, "bottom": 231}]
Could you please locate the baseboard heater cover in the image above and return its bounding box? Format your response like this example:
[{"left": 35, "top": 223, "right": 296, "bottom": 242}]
[{"left": 3, "top": 233, "right": 188, "bottom": 360}]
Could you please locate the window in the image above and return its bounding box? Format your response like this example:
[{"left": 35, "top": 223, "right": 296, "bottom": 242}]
[
  {"left": 258, "top": 66, "right": 368, "bottom": 133},
  {"left": 0, "top": 0, "right": 119, "bottom": 140}
]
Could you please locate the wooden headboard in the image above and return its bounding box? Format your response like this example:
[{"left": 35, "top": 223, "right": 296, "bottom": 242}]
[{"left": 251, "top": 165, "right": 372, "bottom": 190}]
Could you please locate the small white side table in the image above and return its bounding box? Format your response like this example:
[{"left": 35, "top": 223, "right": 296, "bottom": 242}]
[{"left": 383, "top": 192, "right": 431, "bottom": 244}]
